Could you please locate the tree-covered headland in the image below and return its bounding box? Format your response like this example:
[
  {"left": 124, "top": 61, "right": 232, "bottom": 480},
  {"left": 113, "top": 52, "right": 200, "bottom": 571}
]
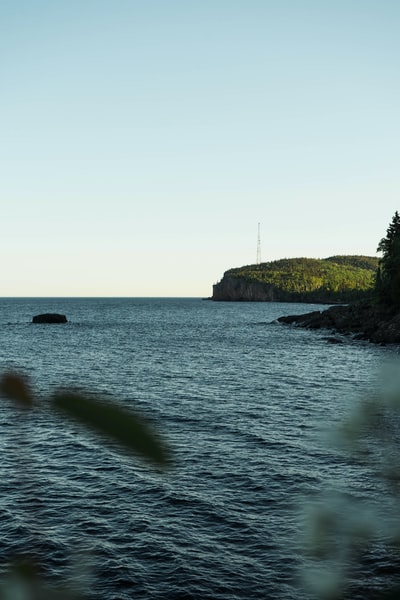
[{"left": 212, "top": 255, "right": 378, "bottom": 303}]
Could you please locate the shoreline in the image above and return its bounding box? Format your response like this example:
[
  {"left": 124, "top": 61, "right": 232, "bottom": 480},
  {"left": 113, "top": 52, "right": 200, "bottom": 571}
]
[{"left": 278, "top": 302, "right": 400, "bottom": 345}]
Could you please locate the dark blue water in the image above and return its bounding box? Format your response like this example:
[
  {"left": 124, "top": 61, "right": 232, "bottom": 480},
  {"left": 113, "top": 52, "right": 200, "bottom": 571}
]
[{"left": 0, "top": 298, "right": 397, "bottom": 598}]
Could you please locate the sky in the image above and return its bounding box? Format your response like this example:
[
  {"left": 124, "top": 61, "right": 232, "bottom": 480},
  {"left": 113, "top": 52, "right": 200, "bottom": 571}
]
[{"left": 1, "top": 0, "right": 399, "bottom": 296}]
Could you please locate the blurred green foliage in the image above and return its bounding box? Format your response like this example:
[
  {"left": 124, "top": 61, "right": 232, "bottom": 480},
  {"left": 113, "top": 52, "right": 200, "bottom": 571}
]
[
  {"left": 304, "top": 361, "right": 400, "bottom": 599},
  {"left": 53, "top": 391, "right": 169, "bottom": 467},
  {"left": 0, "top": 371, "right": 170, "bottom": 598},
  {"left": 0, "top": 372, "right": 170, "bottom": 468}
]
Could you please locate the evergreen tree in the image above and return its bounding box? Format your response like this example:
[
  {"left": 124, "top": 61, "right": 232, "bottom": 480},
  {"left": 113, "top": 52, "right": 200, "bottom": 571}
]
[{"left": 376, "top": 211, "right": 400, "bottom": 306}]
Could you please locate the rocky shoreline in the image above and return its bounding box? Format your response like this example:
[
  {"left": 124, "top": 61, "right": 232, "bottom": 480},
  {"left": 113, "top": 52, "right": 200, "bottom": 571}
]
[{"left": 278, "top": 302, "right": 400, "bottom": 344}]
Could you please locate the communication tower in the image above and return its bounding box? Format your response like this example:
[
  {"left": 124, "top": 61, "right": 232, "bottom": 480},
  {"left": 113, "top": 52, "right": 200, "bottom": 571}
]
[{"left": 256, "top": 222, "right": 261, "bottom": 264}]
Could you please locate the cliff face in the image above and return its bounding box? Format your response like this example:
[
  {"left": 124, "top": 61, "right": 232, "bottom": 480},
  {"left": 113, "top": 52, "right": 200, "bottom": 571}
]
[
  {"left": 212, "top": 276, "right": 283, "bottom": 302},
  {"left": 212, "top": 275, "right": 371, "bottom": 303}
]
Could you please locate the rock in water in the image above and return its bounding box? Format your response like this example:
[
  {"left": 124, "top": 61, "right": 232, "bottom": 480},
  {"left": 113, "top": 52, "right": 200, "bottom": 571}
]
[{"left": 32, "top": 313, "right": 67, "bottom": 324}]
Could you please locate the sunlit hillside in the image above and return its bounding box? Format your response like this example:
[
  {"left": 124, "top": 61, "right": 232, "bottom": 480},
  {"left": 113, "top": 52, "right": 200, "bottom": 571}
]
[{"left": 212, "top": 255, "right": 379, "bottom": 303}]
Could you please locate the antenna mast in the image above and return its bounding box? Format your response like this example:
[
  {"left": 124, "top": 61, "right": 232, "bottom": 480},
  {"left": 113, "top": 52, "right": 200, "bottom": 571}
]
[{"left": 256, "top": 222, "right": 261, "bottom": 264}]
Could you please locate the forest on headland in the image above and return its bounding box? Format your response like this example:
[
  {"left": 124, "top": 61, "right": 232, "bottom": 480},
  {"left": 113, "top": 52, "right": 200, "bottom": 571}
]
[{"left": 212, "top": 255, "right": 378, "bottom": 303}]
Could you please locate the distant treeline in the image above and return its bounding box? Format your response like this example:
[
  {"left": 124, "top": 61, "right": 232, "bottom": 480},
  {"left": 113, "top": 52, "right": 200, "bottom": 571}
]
[{"left": 212, "top": 255, "right": 379, "bottom": 303}]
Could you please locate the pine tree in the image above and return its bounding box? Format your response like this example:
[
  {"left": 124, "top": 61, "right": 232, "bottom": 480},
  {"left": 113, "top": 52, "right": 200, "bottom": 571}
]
[{"left": 376, "top": 211, "right": 400, "bottom": 306}]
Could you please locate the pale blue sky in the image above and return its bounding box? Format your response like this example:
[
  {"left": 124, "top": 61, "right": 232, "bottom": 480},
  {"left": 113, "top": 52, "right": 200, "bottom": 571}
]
[{"left": 1, "top": 1, "right": 399, "bottom": 296}]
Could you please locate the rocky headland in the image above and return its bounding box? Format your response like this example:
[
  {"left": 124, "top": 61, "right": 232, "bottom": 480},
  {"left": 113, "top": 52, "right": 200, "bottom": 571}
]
[
  {"left": 278, "top": 302, "right": 400, "bottom": 344},
  {"left": 212, "top": 256, "right": 378, "bottom": 304},
  {"left": 212, "top": 276, "right": 286, "bottom": 302},
  {"left": 212, "top": 212, "right": 400, "bottom": 344}
]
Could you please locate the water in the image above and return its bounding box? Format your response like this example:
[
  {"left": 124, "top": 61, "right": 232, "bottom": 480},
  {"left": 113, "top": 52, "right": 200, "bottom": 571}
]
[{"left": 0, "top": 298, "right": 398, "bottom": 598}]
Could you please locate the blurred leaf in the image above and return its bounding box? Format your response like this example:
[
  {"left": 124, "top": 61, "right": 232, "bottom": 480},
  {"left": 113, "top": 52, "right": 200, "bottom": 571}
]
[
  {"left": 52, "top": 392, "right": 170, "bottom": 468},
  {"left": 1, "top": 557, "right": 85, "bottom": 599},
  {"left": 0, "top": 372, "right": 33, "bottom": 407}
]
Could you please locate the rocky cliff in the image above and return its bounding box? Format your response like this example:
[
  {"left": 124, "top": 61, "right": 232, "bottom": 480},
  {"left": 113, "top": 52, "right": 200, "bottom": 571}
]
[
  {"left": 212, "top": 276, "right": 281, "bottom": 302},
  {"left": 212, "top": 275, "right": 356, "bottom": 303}
]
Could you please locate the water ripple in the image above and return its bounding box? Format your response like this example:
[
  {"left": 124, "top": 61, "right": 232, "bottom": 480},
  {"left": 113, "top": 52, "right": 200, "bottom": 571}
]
[{"left": 0, "top": 298, "right": 394, "bottom": 598}]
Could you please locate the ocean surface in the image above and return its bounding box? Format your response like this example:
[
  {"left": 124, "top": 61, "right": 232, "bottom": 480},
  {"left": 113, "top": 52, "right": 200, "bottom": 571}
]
[{"left": 0, "top": 297, "right": 399, "bottom": 599}]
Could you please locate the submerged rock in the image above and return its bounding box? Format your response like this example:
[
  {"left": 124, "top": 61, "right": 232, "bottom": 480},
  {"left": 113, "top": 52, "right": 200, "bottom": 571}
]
[{"left": 32, "top": 313, "right": 67, "bottom": 324}]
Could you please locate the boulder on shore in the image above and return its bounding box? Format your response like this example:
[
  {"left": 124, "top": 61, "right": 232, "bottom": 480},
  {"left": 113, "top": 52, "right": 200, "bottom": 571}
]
[
  {"left": 278, "top": 303, "right": 400, "bottom": 344},
  {"left": 32, "top": 313, "right": 67, "bottom": 324}
]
